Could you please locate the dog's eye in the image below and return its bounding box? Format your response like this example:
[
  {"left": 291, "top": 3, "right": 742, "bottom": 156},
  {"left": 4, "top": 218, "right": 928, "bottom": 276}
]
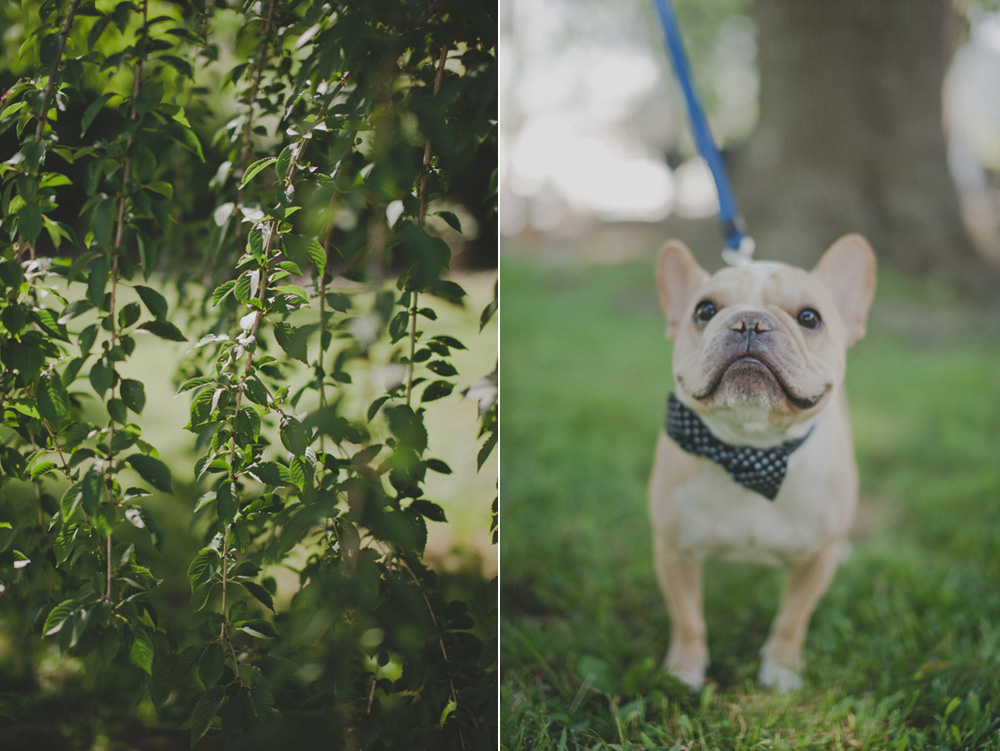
[
  {"left": 693, "top": 300, "right": 717, "bottom": 324},
  {"left": 797, "top": 308, "right": 822, "bottom": 329}
]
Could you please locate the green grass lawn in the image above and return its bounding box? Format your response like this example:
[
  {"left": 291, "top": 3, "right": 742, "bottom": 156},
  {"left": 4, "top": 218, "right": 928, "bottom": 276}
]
[{"left": 499, "top": 245, "right": 1000, "bottom": 749}]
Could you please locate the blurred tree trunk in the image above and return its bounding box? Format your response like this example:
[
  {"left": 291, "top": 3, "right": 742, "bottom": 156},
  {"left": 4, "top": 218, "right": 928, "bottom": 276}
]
[{"left": 735, "top": 0, "right": 990, "bottom": 281}]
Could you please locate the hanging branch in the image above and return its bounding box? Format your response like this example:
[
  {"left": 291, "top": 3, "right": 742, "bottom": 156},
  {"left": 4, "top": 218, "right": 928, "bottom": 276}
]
[{"left": 405, "top": 45, "right": 449, "bottom": 408}]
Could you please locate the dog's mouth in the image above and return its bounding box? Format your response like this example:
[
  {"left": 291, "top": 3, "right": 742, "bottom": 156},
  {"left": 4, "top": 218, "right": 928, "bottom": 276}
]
[{"left": 690, "top": 355, "right": 828, "bottom": 411}]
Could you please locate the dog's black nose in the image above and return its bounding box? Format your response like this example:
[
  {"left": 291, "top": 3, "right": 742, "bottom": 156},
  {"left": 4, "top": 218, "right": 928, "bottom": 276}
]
[{"left": 730, "top": 313, "right": 774, "bottom": 335}]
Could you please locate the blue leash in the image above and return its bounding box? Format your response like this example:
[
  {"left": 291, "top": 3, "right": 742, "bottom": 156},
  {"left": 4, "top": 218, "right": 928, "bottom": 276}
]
[{"left": 651, "top": 0, "right": 755, "bottom": 265}]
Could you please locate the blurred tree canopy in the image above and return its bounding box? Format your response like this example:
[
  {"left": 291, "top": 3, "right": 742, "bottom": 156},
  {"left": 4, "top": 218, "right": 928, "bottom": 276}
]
[{"left": 732, "top": 0, "right": 993, "bottom": 282}]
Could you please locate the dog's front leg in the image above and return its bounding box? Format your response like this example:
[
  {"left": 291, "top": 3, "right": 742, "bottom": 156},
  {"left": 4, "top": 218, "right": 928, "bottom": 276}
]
[
  {"left": 653, "top": 534, "right": 707, "bottom": 690},
  {"left": 759, "top": 539, "right": 841, "bottom": 691}
]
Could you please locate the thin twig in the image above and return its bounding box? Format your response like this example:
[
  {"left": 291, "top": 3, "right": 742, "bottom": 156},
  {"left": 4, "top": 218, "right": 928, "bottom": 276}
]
[
  {"left": 32, "top": 0, "right": 81, "bottom": 144},
  {"left": 405, "top": 46, "right": 449, "bottom": 408}
]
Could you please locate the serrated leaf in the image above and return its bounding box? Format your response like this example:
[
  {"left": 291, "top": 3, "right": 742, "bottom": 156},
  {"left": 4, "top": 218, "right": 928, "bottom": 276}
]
[
  {"left": 276, "top": 143, "right": 294, "bottom": 182},
  {"left": 120, "top": 378, "right": 146, "bottom": 414},
  {"left": 279, "top": 416, "right": 308, "bottom": 454},
  {"left": 282, "top": 233, "right": 326, "bottom": 276},
  {"left": 135, "top": 285, "right": 168, "bottom": 319},
  {"left": 198, "top": 643, "right": 225, "bottom": 688},
  {"left": 30, "top": 460, "right": 58, "bottom": 480},
  {"left": 272, "top": 321, "right": 308, "bottom": 363},
  {"left": 212, "top": 279, "right": 236, "bottom": 306},
  {"left": 421, "top": 380, "right": 454, "bottom": 403},
  {"left": 240, "top": 156, "right": 277, "bottom": 188},
  {"left": 138, "top": 319, "right": 187, "bottom": 342},
  {"left": 126, "top": 453, "right": 173, "bottom": 493},
  {"left": 240, "top": 581, "right": 275, "bottom": 612},
  {"left": 477, "top": 433, "right": 497, "bottom": 470},
  {"left": 190, "top": 686, "right": 225, "bottom": 745},
  {"left": 243, "top": 377, "right": 268, "bottom": 405},
  {"left": 43, "top": 600, "right": 76, "bottom": 636},
  {"left": 18, "top": 202, "right": 42, "bottom": 245},
  {"left": 187, "top": 547, "right": 219, "bottom": 591},
  {"left": 89, "top": 357, "right": 114, "bottom": 396},
  {"left": 248, "top": 461, "right": 287, "bottom": 486},
  {"left": 150, "top": 651, "right": 176, "bottom": 709},
  {"left": 38, "top": 370, "right": 71, "bottom": 426},
  {"left": 410, "top": 499, "right": 447, "bottom": 522},
  {"left": 216, "top": 481, "right": 237, "bottom": 522},
  {"left": 129, "top": 627, "right": 154, "bottom": 674}
]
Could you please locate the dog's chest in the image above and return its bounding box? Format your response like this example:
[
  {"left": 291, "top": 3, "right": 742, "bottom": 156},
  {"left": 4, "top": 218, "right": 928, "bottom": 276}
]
[{"left": 672, "top": 458, "right": 841, "bottom": 566}]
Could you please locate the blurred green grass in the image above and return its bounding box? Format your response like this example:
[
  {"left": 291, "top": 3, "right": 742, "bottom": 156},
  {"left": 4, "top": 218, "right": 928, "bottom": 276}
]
[{"left": 499, "top": 248, "right": 1000, "bottom": 749}]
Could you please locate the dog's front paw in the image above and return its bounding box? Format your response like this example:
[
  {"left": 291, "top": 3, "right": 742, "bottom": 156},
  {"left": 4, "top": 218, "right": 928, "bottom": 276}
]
[
  {"left": 758, "top": 657, "right": 803, "bottom": 692},
  {"left": 665, "top": 653, "right": 707, "bottom": 692}
]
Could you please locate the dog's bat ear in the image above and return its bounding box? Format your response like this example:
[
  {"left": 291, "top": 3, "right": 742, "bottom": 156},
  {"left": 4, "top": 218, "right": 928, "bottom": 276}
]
[
  {"left": 656, "top": 240, "right": 709, "bottom": 340},
  {"left": 812, "top": 234, "right": 877, "bottom": 347}
]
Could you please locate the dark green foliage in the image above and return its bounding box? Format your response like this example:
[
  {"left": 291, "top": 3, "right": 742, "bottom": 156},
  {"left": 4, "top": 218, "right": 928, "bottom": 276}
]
[{"left": 0, "top": 0, "right": 496, "bottom": 748}]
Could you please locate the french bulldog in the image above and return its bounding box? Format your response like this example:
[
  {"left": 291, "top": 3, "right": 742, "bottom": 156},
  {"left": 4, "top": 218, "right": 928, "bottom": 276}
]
[{"left": 648, "top": 234, "right": 876, "bottom": 691}]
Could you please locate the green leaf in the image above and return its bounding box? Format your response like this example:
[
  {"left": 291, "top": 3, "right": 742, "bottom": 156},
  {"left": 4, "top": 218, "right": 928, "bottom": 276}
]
[
  {"left": 421, "top": 380, "right": 454, "bottom": 403},
  {"left": 187, "top": 547, "right": 219, "bottom": 591},
  {"left": 133, "top": 79, "right": 164, "bottom": 115},
  {"left": 234, "top": 408, "right": 261, "bottom": 443},
  {"left": 30, "top": 460, "right": 58, "bottom": 480},
  {"left": 216, "top": 481, "right": 237, "bottom": 522},
  {"left": 435, "top": 210, "right": 463, "bottom": 233},
  {"left": 243, "top": 377, "right": 268, "bottom": 405},
  {"left": 135, "top": 285, "right": 168, "bottom": 319},
  {"left": 138, "top": 319, "right": 187, "bottom": 342},
  {"left": 240, "top": 157, "right": 277, "bottom": 188},
  {"left": 129, "top": 627, "right": 155, "bottom": 674},
  {"left": 198, "top": 643, "right": 225, "bottom": 688},
  {"left": 427, "top": 360, "right": 458, "bottom": 377},
  {"left": 240, "top": 581, "right": 275, "bottom": 612},
  {"left": 248, "top": 462, "right": 287, "bottom": 486},
  {"left": 126, "top": 454, "right": 173, "bottom": 493},
  {"left": 235, "top": 619, "right": 278, "bottom": 639},
  {"left": 91, "top": 201, "right": 115, "bottom": 251},
  {"left": 81, "top": 92, "right": 114, "bottom": 136},
  {"left": 120, "top": 378, "right": 146, "bottom": 414},
  {"left": 273, "top": 321, "right": 308, "bottom": 363},
  {"left": 89, "top": 357, "right": 115, "bottom": 396},
  {"left": 18, "top": 202, "right": 42, "bottom": 245},
  {"left": 117, "top": 301, "right": 141, "bottom": 330},
  {"left": 282, "top": 233, "right": 326, "bottom": 276},
  {"left": 38, "top": 370, "right": 71, "bottom": 426},
  {"left": 477, "top": 433, "right": 497, "bottom": 470},
  {"left": 150, "top": 651, "right": 176, "bottom": 709},
  {"left": 276, "top": 143, "right": 295, "bottom": 182},
  {"left": 409, "top": 500, "right": 447, "bottom": 522},
  {"left": 43, "top": 600, "right": 76, "bottom": 636},
  {"left": 87, "top": 255, "right": 109, "bottom": 303},
  {"left": 279, "top": 416, "right": 308, "bottom": 454},
  {"left": 190, "top": 686, "right": 225, "bottom": 746},
  {"left": 386, "top": 405, "right": 428, "bottom": 454}
]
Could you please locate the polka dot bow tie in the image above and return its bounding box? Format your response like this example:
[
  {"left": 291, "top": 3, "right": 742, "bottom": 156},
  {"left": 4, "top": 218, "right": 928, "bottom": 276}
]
[{"left": 665, "top": 394, "right": 813, "bottom": 501}]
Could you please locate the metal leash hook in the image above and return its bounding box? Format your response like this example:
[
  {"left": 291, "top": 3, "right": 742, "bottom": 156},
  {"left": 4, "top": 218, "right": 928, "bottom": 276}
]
[{"left": 652, "top": 0, "right": 755, "bottom": 267}]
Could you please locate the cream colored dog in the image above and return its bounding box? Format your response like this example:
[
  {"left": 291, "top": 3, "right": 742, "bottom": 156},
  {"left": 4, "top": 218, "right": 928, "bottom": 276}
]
[{"left": 648, "top": 235, "right": 876, "bottom": 691}]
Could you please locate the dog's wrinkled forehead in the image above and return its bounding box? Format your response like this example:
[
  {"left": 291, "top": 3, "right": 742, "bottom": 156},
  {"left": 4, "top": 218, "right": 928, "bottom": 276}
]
[{"left": 702, "top": 262, "right": 819, "bottom": 310}]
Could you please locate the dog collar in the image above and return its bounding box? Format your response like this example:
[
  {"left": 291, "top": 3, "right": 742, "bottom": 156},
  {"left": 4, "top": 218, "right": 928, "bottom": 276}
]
[{"left": 665, "top": 393, "right": 812, "bottom": 500}]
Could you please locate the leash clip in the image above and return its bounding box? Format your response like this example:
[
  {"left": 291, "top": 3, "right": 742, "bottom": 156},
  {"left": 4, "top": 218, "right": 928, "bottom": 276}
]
[{"left": 722, "top": 235, "right": 756, "bottom": 267}]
